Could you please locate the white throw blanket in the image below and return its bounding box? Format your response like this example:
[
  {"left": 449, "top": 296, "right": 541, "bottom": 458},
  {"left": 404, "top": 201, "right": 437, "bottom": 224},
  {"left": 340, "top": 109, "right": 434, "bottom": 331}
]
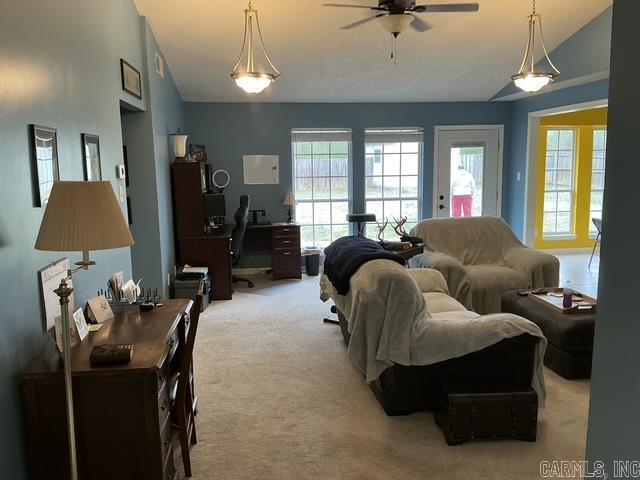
[{"left": 320, "top": 260, "right": 547, "bottom": 405}]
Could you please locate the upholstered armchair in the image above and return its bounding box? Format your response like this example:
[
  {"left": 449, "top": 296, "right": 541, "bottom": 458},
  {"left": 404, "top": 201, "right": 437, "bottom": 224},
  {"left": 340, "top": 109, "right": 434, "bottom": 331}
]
[{"left": 408, "top": 217, "right": 559, "bottom": 314}]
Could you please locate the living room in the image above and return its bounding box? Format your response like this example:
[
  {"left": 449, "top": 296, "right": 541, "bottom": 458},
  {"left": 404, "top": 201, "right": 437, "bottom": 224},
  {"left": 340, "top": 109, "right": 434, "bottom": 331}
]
[{"left": 1, "top": 1, "right": 637, "bottom": 479}]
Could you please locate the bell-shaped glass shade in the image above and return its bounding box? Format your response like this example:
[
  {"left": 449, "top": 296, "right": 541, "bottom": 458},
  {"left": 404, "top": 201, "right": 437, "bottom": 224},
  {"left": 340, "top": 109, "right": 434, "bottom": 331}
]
[
  {"left": 170, "top": 130, "right": 188, "bottom": 158},
  {"left": 378, "top": 13, "right": 413, "bottom": 35},
  {"left": 231, "top": 7, "right": 280, "bottom": 94},
  {"left": 234, "top": 73, "right": 274, "bottom": 94},
  {"left": 513, "top": 73, "right": 553, "bottom": 93}
]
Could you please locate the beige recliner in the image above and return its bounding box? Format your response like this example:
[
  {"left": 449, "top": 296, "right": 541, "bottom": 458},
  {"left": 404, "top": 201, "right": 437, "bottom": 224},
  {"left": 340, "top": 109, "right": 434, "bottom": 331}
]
[{"left": 409, "top": 216, "right": 559, "bottom": 314}]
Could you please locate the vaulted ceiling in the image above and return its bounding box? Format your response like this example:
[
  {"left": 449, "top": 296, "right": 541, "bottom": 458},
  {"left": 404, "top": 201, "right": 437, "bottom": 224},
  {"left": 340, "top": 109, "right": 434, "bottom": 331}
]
[{"left": 134, "top": 0, "right": 611, "bottom": 103}]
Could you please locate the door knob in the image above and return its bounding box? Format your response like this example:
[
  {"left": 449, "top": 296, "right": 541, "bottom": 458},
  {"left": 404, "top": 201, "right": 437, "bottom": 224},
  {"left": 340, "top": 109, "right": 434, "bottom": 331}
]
[
  {"left": 439, "top": 195, "right": 445, "bottom": 200},
  {"left": 439, "top": 204, "right": 446, "bottom": 210}
]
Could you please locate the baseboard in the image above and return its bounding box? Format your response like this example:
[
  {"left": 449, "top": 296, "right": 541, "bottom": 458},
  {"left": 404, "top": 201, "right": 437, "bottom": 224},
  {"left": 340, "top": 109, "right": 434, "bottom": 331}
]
[
  {"left": 541, "top": 248, "right": 594, "bottom": 254},
  {"left": 232, "top": 267, "right": 270, "bottom": 275},
  {"left": 232, "top": 267, "right": 322, "bottom": 276}
]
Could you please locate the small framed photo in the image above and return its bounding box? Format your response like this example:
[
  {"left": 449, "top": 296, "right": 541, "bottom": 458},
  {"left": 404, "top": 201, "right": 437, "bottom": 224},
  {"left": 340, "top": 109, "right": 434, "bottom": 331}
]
[
  {"left": 188, "top": 144, "right": 208, "bottom": 162},
  {"left": 82, "top": 133, "right": 102, "bottom": 181},
  {"left": 120, "top": 59, "right": 142, "bottom": 99},
  {"left": 30, "top": 124, "right": 59, "bottom": 207}
]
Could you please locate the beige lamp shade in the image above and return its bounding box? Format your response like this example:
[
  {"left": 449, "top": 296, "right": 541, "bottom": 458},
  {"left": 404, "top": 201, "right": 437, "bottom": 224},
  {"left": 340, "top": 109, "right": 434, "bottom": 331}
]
[
  {"left": 170, "top": 130, "right": 188, "bottom": 158},
  {"left": 282, "top": 193, "right": 296, "bottom": 206},
  {"left": 35, "top": 181, "right": 134, "bottom": 252}
]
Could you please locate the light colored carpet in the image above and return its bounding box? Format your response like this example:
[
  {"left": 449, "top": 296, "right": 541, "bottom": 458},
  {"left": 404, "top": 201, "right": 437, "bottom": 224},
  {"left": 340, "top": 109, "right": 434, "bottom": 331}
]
[{"left": 186, "top": 274, "right": 590, "bottom": 480}]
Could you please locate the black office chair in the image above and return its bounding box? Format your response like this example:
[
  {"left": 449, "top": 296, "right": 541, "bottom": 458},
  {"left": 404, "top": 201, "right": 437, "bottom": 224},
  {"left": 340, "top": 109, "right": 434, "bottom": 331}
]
[
  {"left": 347, "top": 213, "right": 377, "bottom": 237},
  {"left": 231, "top": 194, "right": 254, "bottom": 288}
]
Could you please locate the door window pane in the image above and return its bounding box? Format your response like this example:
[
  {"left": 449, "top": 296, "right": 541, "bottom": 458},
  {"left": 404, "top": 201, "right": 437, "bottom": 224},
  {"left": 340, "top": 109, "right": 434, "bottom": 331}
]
[
  {"left": 364, "top": 129, "right": 423, "bottom": 240},
  {"left": 292, "top": 130, "right": 352, "bottom": 248},
  {"left": 450, "top": 145, "right": 484, "bottom": 217}
]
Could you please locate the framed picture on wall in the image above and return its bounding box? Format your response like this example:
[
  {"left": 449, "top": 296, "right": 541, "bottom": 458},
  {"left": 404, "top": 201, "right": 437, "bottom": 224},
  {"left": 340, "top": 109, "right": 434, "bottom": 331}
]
[
  {"left": 82, "top": 133, "right": 102, "bottom": 181},
  {"left": 120, "top": 59, "right": 142, "bottom": 99},
  {"left": 30, "top": 124, "right": 59, "bottom": 207}
]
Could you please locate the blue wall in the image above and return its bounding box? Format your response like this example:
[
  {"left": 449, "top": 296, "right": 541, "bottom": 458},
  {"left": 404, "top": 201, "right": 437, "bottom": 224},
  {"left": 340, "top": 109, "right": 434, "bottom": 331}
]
[
  {"left": 123, "top": 21, "right": 185, "bottom": 297},
  {"left": 0, "top": 1, "right": 182, "bottom": 477},
  {"left": 185, "top": 101, "right": 511, "bottom": 263},
  {"left": 587, "top": 0, "right": 640, "bottom": 471}
]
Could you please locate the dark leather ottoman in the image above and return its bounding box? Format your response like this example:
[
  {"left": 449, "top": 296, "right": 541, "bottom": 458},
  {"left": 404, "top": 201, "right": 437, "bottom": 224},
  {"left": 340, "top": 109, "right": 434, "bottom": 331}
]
[{"left": 501, "top": 291, "right": 595, "bottom": 379}]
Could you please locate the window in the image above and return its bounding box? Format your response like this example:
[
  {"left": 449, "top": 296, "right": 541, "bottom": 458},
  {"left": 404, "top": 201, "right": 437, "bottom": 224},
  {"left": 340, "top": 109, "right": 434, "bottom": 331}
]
[
  {"left": 543, "top": 129, "right": 576, "bottom": 236},
  {"left": 292, "top": 129, "right": 351, "bottom": 248},
  {"left": 364, "top": 128, "right": 423, "bottom": 240},
  {"left": 590, "top": 129, "right": 607, "bottom": 233}
]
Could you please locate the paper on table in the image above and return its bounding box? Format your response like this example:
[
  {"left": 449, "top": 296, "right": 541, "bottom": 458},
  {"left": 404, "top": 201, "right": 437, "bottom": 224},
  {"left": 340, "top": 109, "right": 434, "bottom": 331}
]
[
  {"left": 87, "top": 295, "right": 114, "bottom": 324},
  {"left": 121, "top": 279, "right": 141, "bottom": 304},
  {"left": 54, "top": 314, "right": 80, "bottom": 353},
  {"left": 72, "top": 308, "right": 89, "bottom": 341}
]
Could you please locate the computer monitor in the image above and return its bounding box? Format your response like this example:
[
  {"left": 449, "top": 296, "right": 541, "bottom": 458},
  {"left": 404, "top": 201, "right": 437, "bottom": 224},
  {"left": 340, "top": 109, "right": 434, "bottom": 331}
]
[{"left": 203, "top": 193, "right": 226, "bottom": 220}]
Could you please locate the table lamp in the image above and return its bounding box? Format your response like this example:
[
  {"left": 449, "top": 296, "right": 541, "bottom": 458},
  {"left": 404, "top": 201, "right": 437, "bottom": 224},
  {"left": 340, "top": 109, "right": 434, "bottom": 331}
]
[
  {"left": 282, "top": 193, "right": 296, "bottom": 223},
  {"left": 170, "top": 129, "right": 188, "bottom": 161},
  {"left": 35, "top": 181, "right": 134, "bottom": 480}
]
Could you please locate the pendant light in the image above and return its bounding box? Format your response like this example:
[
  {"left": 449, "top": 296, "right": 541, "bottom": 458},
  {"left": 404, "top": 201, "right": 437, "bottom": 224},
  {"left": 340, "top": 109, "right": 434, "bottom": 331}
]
[
  {"left": 511, "top": 0, "right": 560, "bottom": 93},
  {"left": 231, "top": 0, "right": 280, "bottom": 94}
]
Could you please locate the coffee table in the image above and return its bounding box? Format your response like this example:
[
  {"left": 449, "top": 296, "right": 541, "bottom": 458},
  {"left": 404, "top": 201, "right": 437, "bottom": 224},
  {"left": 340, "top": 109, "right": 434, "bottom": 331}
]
[{"left": 501, "top": 291, "right": 595, "bottom": 379}]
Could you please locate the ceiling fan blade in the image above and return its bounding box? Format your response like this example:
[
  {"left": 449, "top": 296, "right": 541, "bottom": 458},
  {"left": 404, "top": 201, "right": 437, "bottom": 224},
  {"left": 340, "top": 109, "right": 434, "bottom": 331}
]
[
  {"left": 323, "top": 3, "right": 386, "bottom": 10},
  {"left": 409, "top": 14, "right": 431, "bottom": 32},
  {"left": 340, "top": 14, "right": 384, "bottom": 30},
  {"left": 415, "top": 3, "right": 479, "bottom": 13}
]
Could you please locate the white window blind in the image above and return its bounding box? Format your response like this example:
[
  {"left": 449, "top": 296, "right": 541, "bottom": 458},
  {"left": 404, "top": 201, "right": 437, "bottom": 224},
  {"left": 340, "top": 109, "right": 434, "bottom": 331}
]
[
  {"left": 364, "top": 128, "right": 423, "bottom": 240},
  {"left": 292, "top": 129, "right": 352, "bottom": 248}
]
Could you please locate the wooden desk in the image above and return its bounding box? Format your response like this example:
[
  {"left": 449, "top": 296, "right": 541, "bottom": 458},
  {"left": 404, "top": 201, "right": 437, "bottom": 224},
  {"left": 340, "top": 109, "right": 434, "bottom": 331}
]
[
  {"left": 21, "top": 300, "right": 194, "bottom": 480},
  {"left": 179, "top": 226, "right": 233, "bottom": 301},
  {"left": 245, "top": 223, "right": 302, "bottom": 280}
]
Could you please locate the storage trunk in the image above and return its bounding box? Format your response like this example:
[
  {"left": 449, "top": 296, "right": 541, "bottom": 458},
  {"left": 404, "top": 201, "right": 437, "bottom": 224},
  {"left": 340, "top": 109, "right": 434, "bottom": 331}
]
[{"left": 435, "top": 385, "right": 538, "bottom": 445}]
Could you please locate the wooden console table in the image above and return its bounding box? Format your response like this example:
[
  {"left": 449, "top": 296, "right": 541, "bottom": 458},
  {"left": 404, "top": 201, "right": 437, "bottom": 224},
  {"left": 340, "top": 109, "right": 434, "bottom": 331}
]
[{"left": 21, "top": 299, "right": 194, "bottom": 480}]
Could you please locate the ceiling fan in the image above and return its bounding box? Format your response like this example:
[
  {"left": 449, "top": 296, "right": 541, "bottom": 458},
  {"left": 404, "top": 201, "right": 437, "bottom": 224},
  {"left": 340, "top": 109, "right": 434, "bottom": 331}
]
[{"left": 324, "top": 1, "right": 480, "bottom": 36}]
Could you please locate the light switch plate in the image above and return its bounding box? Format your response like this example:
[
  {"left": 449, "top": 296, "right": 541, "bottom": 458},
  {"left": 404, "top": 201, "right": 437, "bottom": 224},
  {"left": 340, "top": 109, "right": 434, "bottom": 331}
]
[{"left": 116, "top": 164, "right": 126, "bottom": 179}]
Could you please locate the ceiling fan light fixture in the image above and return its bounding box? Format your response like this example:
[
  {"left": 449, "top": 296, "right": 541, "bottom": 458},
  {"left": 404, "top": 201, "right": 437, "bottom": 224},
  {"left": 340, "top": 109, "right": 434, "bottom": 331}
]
[
  {"left": 512, "top": 0, "right": 559, "bottom": 93},
  {"left": 378, "top": 13, "right": 413, "bottom": 36},
  {"left": 230, "top": 1, "right": 280, "bottom": 94}
]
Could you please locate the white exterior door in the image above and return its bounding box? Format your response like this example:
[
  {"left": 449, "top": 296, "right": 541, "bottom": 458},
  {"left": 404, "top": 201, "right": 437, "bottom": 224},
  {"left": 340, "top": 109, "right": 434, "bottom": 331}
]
[{"left": 434, "top": 127, "right": 503, "bottom": 218}]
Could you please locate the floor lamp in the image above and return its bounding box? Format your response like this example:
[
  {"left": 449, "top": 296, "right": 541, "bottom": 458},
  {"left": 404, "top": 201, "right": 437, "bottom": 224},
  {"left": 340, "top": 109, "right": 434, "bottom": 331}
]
[{"left": 35, "top": 181, "right": 134, "bottom": 480}]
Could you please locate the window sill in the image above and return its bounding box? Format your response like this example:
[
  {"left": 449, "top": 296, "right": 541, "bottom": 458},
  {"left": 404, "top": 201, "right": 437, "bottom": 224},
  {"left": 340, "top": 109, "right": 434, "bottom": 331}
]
[{"left": 542, "top": 234, "right": 578, "bottom": 241}]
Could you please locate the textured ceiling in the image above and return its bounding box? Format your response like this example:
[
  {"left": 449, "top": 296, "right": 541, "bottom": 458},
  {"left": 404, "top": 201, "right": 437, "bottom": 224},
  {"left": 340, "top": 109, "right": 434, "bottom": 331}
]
[{"left": 134, "top": 0, "right": 611, "bottom": 102}]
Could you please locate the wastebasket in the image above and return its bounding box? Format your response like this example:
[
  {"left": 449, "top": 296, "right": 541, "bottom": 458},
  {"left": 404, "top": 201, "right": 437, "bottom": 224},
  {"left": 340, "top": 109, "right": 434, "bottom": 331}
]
[{"left": 303, "top": 248, "right": 321, "bottom": 276}]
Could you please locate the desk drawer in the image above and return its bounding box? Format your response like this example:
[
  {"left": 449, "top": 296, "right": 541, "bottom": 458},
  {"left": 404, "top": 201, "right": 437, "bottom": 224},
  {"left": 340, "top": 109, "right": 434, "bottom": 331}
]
[
  {"left": 157, "top": 328, "right": 178, "bottom": 391},
  {"left": 272, "top": 226, "right": 299, "bottom": 239},
  {"left": 273, "top": 252, "right": 301, "bottom": 279},
  {"left": 158, "top": 380, "right": 171, "bottom": 431},
  {"left": 274, "top": 237, "right": 299, "bottom": 249},
  {"left": 160, "top": 420, "right": 174, "bottom": 471}
]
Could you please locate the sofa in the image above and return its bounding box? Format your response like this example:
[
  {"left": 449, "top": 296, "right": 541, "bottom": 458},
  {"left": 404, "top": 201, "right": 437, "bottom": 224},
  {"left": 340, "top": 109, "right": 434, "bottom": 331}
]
[
  {"left": 320, "top": 260, "right": 546, "bottom": 416},
  {"left": 409, "top": 216, "right": 559, "bottom": 314}
]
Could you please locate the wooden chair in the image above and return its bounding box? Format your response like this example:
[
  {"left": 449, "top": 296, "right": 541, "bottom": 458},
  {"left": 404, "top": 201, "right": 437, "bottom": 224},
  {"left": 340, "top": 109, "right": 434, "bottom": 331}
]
[{"left": 172, "top": 280, "right": 204, "bottom": 477}]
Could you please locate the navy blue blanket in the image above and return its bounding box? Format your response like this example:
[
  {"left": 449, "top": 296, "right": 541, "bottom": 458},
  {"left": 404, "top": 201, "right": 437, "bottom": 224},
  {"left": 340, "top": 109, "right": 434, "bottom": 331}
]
[{"left": 323, "top": 236, "right": 405, "bottom": 295}]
